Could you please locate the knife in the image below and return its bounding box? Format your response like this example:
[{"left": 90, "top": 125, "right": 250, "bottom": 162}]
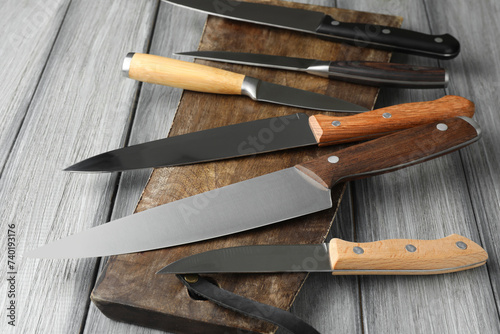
[
  {"left": 65, "top": 96, "right": 474, "bottom": 172},
  {"left": 123, "top": 52, "right": 368, "bottom": 112},
  {"left": 162, "top": 0, "right": 460, "bottom": 59},
  {"left": 26, "top": 117, "right": 480, "bottom": 259},
  {"left": 177, "top": 51, "right": 449, "bottom": 88},
  {"left": 157, "top": 234, "right": 488, "bottom": 275}
]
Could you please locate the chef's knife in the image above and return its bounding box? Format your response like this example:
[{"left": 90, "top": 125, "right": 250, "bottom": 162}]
[
  {"left": 65, "top": 96, "right": 474, "bottom": 172},
  {"left": 26, "top": 117, "right": 480, "bottom": 258},
  {"left": 177, "top": 51, "right": 449, "bottom": 88},
  {"left": 123, "top": 53, "right": 368, "bottom": 112},
  {"left": 163, "top": 0, "right": 460, "bottom": 59},
  {"left": 158, "top": 234, "right": 487, "bottom": 275}
]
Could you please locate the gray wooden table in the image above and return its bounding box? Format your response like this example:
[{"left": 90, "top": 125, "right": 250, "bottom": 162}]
[{"left": 1, "top": 0, "right": 499, "bottom": 333}]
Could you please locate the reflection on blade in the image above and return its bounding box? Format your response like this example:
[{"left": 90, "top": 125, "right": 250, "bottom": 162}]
[
  {"left": 26, "top": 168, "right": 332, "bottom": 258},
  {"left": 64, "top": 114, "right": 317, "bottom": 172},
  {"left": 158, "top": 244, "right": 332, "bottom": 274}
]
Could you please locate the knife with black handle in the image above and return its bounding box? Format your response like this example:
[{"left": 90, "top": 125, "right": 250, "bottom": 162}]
[
  {"left": 163, "top": 0, "right": 460, "bottom": 59},
  {"left": 177, "top": 51, "right": 449, "bottom": 88}
]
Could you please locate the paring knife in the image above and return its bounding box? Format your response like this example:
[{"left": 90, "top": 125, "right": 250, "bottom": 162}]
[
  {"left": 122, "top": 53, "right": 368, "bottom": 112},
  {"left": 162, "top": 0, "right": 460, "bottom": 59},
  {"left": 157, "top": 235, "right": 488, "bottom": 275},
  {"left": 65, "top": 96, "right": 474, "bottom": 172},
  {"left": 177, "top": 51, "right": 449, "bottom": 88},
  {"left": 26, "top": 117, "right": 480, "bottom": 259}
]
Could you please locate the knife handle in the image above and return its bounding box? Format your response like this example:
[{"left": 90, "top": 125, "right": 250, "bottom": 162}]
[
  {"left": 296, "top": 116, "right": 480, "bottom": 188},
  {"left": 316, "top": 15, "right": 460, "bottom": 59},
  {"left": 309, "top": 95, "right": 474, "bottom": 146},
  {"left": 124, "top": 52, "right": 245, "bottom": 94},
  {"left": 329, "top": 234, "right": 487, "bottom": 275},
  {"left": 323, "top": 61, "right": 448, "bottom": 88}
]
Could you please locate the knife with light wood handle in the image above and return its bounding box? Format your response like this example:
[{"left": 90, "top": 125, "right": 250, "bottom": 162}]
[
  {"left": 158, "top": 234, "right": 488, "bottom": 275},
  {"left": 123, "top": 52, "right": 368, "bottom": 112}
]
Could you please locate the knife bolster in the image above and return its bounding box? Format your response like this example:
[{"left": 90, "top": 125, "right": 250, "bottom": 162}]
[{"left": 329, "top": 235, "right": 487, "bottom": 275}]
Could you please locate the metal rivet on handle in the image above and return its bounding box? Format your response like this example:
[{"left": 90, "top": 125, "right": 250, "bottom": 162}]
[
  {"left": 328, "top": 156, "right": 340, "bottom": 164},
  {"left": 405, "top": 244, "right": 417, "bottom": 252},
  {"left": 332, "top": 120, "right": 341, "bottom": 127},
  {"left": 382, "top": 112, "right": 392, "bottom": 119},
  {"left": 456, "top": 241, "right": 468, "bottom": 250},
  {"left": 184, "top": 274, "right": 199, "bottom": 284},
  {"left": 331, "top": 20, "right": 340, "bottom": 26},
  {"left": 382, "top": 29, "right": 391, "bottom": 34},
  {"left": 437, "top": 123, "right": 448, "bottom": 131},
  {"left": 434, "top": 37, "right": 444, "bottom": 43},
  {"left": 353, "top": 246, "right": 364, "bottom": 254}
]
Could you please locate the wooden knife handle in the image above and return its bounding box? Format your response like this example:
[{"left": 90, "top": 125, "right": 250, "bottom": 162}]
[
  {"left": 329, "top": 234, "right": 487, "bottom": 275},
  {"left": 123, "top": 52, "right": 245, "bottom": 95},
  {"left": 309, "top": 95, "right": 474, "bottom": 146},
  {"left": 326, "top": 61, "right": 447, "bottom": 88},
  {"left": 296, "top": 117, "right": 480, "bottom": 188}
]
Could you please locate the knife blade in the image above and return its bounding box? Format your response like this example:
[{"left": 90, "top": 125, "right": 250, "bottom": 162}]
[
  {"left": 176, "top": 51, "right": 449, "bottom": 88},
  {"left": 157, "top": 234, "right": 488, "bottom": 275},
  {"left": 26, "top": 117, "right": 480, "bottom": 259},
  {"left": 163, "top": 0, "right": 460, "bottom": 59},
  {"left": 64, "top": 96, "right": 474, "bottom": 172},
  {"left": 123, "top": 53, "right": 368, "bottom": 112}
]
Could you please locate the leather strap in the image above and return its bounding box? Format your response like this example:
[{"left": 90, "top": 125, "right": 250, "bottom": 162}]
[{"left": 177, "top": 274, "right": 320, "bottom": 334}]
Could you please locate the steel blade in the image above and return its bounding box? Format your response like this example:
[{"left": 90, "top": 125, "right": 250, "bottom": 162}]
[
  {"left": 64, "top": 113, "right": 316, "bottom": 172},
  {"left": 245, "top": 78, "right": 368, "bottom": 112},
  {"left": 163, "top": 0, "right": 326, "bottom": 34},
  {"left": 158, "top": 244, "right": 332, "bottom": 274},
  {"left": 176, "top": 51, "right": 319, "bottom": 72},
  {"left": 25, "top": 168, "right": 332, "bottom": 258}
]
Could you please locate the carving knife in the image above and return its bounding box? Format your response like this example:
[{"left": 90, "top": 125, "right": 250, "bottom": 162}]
[
  {"left": 64, "top": 96, "right": 474, "bottom": 172},
  {"left": 26, "top": 117, "right": 480, "bottom": 258},
  {"left": 177, "top": 51, "right": 449, "bottom": 88},
  {"left": 157, "top": 234, "right": 488, "bottom": 275},
  {"left": 162, "top": 0, "right": 460, "bottom": 59},
  {"left": 122, "top": 53, "right": 368, "bottom": 112}
]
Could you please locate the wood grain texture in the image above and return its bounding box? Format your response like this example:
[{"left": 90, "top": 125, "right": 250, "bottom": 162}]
[
  {"left": 337, "top": 0, "right": 500, "bottom": 333},
  {"left": 329, "top": 234, "right": 487, "bottom": 274},
  {"left": 128, "top": 53, "right": 245, "bottom": 94},
  {"left": 308, "top": 95, "right": 474, "bottom": 145},
  {"left": 327, "top": 61, "right": 447, "bottom": 87},
  {"left": 0, "top": 0, "right": 70, "bottom": 170},
  {"left": 91, "top": 1, "right": 401, "bottom": 333},
  {"left": 297, "top": 117, "right": 479, "bottom": 189},
  {"left": 0, "top": 1, "right": 158, "bottom": 333}
]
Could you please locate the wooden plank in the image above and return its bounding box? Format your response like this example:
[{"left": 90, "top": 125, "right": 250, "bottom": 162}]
[
  {"left": 336, "top": 1, "right": 500, "bottom": 333},
  {"left": 0, "top": 0, "right": 70, "bottom": 170},
  {"left": 91, "top": 1, "right": 402, "bottom": 333},
  {"left": 0, "top": 1, "right": 158, "bottom": 333},
  {"left": 83, "top": 2, "right": 207, "bottom": 333},
  {"left": 424, "top": 0, "right": 500, "bottom": 311}
]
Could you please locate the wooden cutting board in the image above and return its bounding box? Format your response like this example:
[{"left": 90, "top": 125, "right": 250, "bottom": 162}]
[{"left": 91, "top": 1, "right": 402, "bottom": 333}]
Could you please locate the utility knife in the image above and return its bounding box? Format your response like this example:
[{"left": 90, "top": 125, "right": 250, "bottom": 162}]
[
  {"left": 163, "top": 0, "right": 460, "bottom": 59},
  {"left": 123, "top": 53, "right": 367, "bottom": 112},
  {"left": 26, "top": 117, "right": 480, "bottom": 259},
  {"left": 158, "top": 234, "right": 488, "bottom": 275},
  {"left": 65, "top": 96, "right": 474, "bottom": 172},
  {"left": 177, "top": 51, "right": 449, "bottom": 88}
]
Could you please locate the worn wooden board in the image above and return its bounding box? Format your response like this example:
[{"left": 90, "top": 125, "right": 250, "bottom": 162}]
[{"left": 91, "top": 1, "right": 402, "bottom": 333}]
